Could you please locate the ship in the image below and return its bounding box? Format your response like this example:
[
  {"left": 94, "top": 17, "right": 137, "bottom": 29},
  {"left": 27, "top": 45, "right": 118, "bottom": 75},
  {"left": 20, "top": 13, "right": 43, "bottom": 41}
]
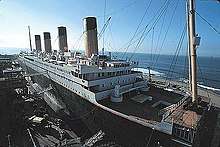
[{"left": 17, "top": 0, "right": 216, "bottom": 146}]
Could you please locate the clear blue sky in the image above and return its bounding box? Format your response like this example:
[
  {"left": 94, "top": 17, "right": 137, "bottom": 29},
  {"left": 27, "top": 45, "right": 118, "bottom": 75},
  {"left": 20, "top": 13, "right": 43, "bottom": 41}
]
[{"left": 0, "top": 0, "right": 219, "bottom": 56}]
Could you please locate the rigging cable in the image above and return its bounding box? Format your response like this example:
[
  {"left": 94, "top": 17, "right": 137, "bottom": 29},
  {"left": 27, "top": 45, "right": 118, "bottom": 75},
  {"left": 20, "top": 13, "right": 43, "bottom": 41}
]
[
  {"left": 108, "top": 21, "right": 116, "bottom": 51},
  {"left": 103, "top": 0, "right": 107, "bottom": 54},
  {"left": 96, "top": 0, "right": 138, "bottom": 18},
  {"left": 128, "top": 0, "right": 172, "bottom": 61},
  {"left": 183, "top": 45, "right": 189, "bottom": 82},
  {"left": 195, "top": 10, "right": 220, "bottom": 35},
  {"left": 197, "top": 58, "right": 211, "bottom": 99},
  {"left": 117, "top": 0, "right": 170, "bottom": 59},
  {"left": 72, "top": 32, "right": 84, "bottom": 50},
  {"left": 164, "top": 24, "right": 186, "bottom": 85},
  {"left": 122, "top": 0, "right": 153, "bottom": 59},
  {"left": 146, "top": 128, "right": 155, "bottom": 147},
  {"left": 168, "top": 26, "right": 187, "bottom": 80},
  {"left": 150, "top": 27, "right": 155, "bottom": 67},
  {"left": 152, "top": 4, "right": 168, "bottom": 63},
  {"left": 152, "top": 0, "right": 180, "bottom": 68}
]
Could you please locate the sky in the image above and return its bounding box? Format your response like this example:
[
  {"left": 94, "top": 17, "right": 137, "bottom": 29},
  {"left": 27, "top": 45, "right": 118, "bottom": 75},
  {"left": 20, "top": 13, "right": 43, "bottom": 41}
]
[{"left": 0, "top": 0, "right": 219, "bottom": 56}]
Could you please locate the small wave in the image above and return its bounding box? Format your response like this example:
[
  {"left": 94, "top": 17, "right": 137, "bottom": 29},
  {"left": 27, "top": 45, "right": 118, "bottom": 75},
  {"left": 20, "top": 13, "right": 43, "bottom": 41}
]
[
  {"left": 180, "top": 77, "right": 220, "bottom": 92},
  {"left": 198, "top": 84, "right": 220, "bottom": 92},
  {"left": 132, "top": 67, "right": 164, "bottom": 76}
]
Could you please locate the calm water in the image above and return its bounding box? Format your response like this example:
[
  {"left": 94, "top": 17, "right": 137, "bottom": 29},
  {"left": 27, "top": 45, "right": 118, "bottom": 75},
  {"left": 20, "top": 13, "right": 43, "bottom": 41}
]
[{"left": 112, "top": 52, "right": 220, "bottom": 90}]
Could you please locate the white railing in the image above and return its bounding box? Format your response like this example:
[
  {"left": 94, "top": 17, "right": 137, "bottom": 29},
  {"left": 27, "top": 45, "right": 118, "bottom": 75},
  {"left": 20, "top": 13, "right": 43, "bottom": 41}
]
[
  {"left": 119, "top": 81, "right": 147, "bottom": 94},
  {"left": 159, "top": 95, "right": 189, "bottom": 118}
]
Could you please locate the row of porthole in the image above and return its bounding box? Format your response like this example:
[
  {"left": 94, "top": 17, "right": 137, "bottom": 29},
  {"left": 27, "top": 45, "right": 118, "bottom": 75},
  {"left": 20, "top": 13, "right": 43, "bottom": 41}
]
[
  {"left": 100, "top": 78, "right": 134, "bottom": 88},
  {"left": 53, "top": 74, "right": 91, "bottom": 99},
  {"left": 35, "top": 59, "right": 71, "bottom": 75}
]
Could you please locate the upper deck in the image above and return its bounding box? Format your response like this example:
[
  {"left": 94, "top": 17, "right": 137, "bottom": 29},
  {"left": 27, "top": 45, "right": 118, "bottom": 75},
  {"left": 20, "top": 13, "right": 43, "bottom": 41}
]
[
  {"left": 19, "top": 53, "right": 147, "bottom": 101},
  {"left": 22, "top": 53, "right": 138, "bottom": 75}
]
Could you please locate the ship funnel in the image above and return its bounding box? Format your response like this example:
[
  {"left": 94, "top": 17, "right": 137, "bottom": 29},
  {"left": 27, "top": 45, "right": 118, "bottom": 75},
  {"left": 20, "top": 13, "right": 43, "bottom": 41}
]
[
  {"left": 35, "top": 35, "right": 42, "bottom": 52},
  {"left": 43, "top": 32, "right": 52, "bottom": 53},
  {"left": 83, "top": 17, "right": 98, "bottom": 58},
  {"left": 58, "top": 26, "right": 68, "bottom": 52}
]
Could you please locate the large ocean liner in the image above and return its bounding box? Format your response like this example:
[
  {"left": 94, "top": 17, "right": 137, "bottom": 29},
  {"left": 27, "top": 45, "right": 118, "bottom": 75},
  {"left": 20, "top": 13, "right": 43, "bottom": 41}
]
[{"left": 18, "top": 1, "right": 211, "bottom": 146}]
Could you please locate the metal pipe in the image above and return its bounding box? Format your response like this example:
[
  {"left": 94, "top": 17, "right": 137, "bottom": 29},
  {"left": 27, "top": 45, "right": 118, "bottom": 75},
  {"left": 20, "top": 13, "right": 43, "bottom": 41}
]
[
  {"left": 7, "top": 135, "right": 12, "bottom": 147},
  {"left": 27, "top": 128, "right": 37, "bottom": 147}
]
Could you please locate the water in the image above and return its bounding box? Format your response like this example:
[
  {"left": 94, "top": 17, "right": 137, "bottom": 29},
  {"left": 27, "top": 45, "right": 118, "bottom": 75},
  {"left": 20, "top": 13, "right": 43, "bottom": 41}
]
[{"left": 112, "top": 52, "right": 220, "bottom": 91}]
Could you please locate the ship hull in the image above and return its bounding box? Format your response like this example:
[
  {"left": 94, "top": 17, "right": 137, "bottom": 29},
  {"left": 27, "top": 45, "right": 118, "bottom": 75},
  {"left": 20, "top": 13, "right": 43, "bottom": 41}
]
[{"left": 19, "top": 60, "right": 178, "bottom": 147}]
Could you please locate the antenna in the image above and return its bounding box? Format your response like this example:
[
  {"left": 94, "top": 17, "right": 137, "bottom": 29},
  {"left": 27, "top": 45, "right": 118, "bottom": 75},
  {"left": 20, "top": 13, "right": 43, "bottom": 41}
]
[{"left": 28, "top": 26, "right": 33, "bottom": 52}]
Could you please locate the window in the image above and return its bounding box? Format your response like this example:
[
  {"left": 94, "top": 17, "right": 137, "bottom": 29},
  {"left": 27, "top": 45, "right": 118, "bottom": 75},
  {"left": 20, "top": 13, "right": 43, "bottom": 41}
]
[
  {"left": 177, "top": 129, "right": 180, "bottom": 136},
  {"left": 98, "top": 73, "right": 100, "bottom": 77},
  {"left": 180, "top": 130, "right": 184, "bottom": 138},
  {"left": 185, "top": 131, "right": 189, "bottom": 140}
]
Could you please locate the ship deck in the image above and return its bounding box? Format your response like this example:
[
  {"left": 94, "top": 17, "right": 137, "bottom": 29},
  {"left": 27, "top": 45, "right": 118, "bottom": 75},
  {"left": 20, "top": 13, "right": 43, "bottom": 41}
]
[{"left": 98, "top": 86, "right": 184, "bottom": 122}]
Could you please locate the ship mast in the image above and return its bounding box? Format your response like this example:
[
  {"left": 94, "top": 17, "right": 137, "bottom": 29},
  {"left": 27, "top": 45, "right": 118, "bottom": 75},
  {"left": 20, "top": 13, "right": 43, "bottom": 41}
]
[
  {"left": 188, "top": 0, "right": 199, "bottom": 105},
  {"left": 186, "top": 1, "right": 192, "bottom": 92},
  {"left": 28, "top": 26, "right": 33, "bottom": 52}
]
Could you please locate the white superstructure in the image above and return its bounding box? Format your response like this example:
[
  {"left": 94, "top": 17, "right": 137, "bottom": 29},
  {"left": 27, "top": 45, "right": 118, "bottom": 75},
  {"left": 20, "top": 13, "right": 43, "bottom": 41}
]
[{"left": 19, "top": 52, "right": 148, "bottom": 104}]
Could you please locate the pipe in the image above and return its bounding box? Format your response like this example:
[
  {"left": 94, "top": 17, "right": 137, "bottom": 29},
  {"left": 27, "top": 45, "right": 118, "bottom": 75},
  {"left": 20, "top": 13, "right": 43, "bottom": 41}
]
[
  {"left": 27, "top": 128, "right": 37, "bottom": 147},
  {"left": 84, "top": 17, "right": 98, "bottom": 58}
]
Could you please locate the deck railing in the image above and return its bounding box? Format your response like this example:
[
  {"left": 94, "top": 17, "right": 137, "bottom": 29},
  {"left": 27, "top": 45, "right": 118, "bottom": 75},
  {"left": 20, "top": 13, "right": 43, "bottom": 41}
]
[{"left": 159, "top": 95, "right": 190, "bottom": 119}]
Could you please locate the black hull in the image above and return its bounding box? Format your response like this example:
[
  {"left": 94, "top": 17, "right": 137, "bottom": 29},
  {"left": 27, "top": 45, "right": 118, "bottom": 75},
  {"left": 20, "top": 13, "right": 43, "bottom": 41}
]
[{"left": 21, "top": 63, "right": 183, "bottom": 147}]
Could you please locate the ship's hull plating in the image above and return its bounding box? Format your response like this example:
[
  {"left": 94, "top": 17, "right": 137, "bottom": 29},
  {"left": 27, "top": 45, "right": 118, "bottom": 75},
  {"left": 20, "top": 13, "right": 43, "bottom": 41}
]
[{"left": 20, "top": 60, "right": 178, "bottom": 147}]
